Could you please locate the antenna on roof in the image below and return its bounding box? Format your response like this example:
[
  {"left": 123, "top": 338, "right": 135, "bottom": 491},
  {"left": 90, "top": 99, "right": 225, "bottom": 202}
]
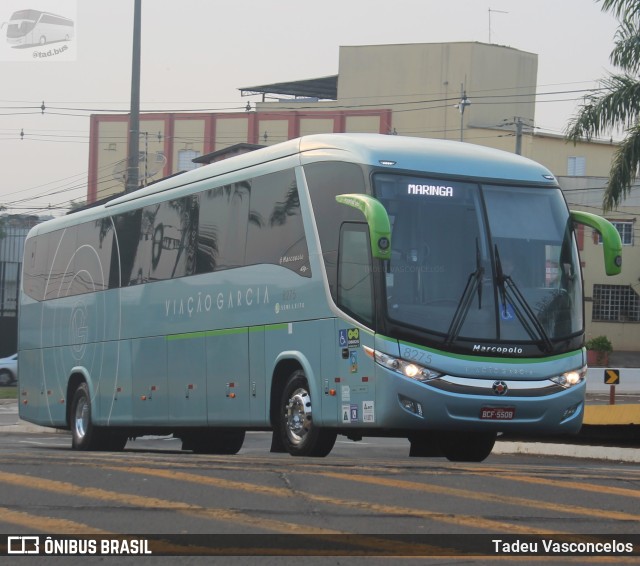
[{"left": 488, "top": 8, "right": 508, "bottom": 43}]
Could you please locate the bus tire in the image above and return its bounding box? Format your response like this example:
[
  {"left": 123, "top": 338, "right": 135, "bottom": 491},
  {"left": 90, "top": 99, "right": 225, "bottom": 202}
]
[
  {"left": 70, "top": 383, "right": 127, "bottom": 451},
  {"left": 438, "top": 431, "right": 496, "bottom": 462},
  {"left": 182, "top": 429, "right": 245, "bottom": 454},
  {"left": 279, "top": 370, "right": 336, "bottom": 457},
  {"left": 408, "top": 432, "right": 442, "bottom": 457}
]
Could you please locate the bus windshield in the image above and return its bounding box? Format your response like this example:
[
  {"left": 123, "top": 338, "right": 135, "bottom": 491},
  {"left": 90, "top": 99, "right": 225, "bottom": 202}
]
[
  {"left": 6, "top": 11, "right": 39, "bottom": 38},
  {"left": 374, "top": 173, "right": 583, "bottom": 352}
]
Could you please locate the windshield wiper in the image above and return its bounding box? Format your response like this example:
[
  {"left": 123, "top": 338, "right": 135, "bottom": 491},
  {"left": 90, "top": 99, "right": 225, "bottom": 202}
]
[
  {"left": 445, "top": 239, "right": 484, "bottom": 347},
  {"left": 494, "top": 245, "right": 554, "bottom": 353}
]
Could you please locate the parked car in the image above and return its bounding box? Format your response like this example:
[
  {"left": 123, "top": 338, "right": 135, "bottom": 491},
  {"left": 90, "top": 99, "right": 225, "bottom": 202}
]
[{"left": 0, "top": 353, "right": 17, "bottom": 386}]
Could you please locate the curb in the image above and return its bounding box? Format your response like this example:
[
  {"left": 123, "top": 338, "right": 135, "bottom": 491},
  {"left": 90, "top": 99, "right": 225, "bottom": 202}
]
[{"left": 494, "top": 440, "right": 640, "bottom": 463}]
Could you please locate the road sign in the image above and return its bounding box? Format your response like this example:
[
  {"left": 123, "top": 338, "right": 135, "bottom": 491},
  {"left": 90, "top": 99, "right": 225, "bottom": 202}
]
[{"left": 604, "top": 369, "right": 620, "bottom": 385}]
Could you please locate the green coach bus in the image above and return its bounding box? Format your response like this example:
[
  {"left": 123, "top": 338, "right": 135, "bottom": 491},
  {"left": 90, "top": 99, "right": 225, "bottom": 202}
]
[{"left": 18, "top": 134, "right": 622, "bottom": 461}]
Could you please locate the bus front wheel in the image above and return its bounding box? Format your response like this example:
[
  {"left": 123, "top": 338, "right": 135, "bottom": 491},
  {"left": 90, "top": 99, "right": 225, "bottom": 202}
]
[
  {"left": 279, "top": 370, "right": 336, "bottom": 457},
  {"left": 438, "top": 431, "right": 496, "bottom": 462}
]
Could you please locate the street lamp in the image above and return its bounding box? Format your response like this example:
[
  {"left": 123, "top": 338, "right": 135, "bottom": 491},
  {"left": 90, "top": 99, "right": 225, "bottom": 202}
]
[{"left": 454, "top": 90, "right": 471, "bottom": 142}]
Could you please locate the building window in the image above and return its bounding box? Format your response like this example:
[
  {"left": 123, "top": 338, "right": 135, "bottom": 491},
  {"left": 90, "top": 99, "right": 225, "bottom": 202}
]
[
  {"left": 592, "top": 284, "right": 640, "bottom": 322},
  {"left": 567, "top": 156, "right": 586, "bottom": 176},
  {"left": 613, "top": 221, "right": 634, "bottom": 245},
  {"left": 178, "top": 149, "right": 201, "bottom": 171},
  {"left": 598, "top": 221, "right": 634, "bottom": 246}
]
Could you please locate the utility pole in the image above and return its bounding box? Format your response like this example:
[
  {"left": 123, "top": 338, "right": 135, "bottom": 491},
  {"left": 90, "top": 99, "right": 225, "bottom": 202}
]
[
  {"left": 455, "top": 85, "right": 471, "bottom": 142},
  {"left": 126, "top": 0, "right": 142, "bottom": 193},
  {"left": 503, "top": 116, "right": 533, "bottom": 155},
  {"left": 515, "top": 117, "right": 523, "bottom": 155}
]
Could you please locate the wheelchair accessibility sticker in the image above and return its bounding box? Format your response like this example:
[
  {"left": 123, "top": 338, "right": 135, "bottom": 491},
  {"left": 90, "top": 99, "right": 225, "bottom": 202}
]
[
  {"left": 500, "top": 303, "right": 516, "bottom": 321},
  {"left": 339, "top": 328, "right": 360, "bottom": 348}
]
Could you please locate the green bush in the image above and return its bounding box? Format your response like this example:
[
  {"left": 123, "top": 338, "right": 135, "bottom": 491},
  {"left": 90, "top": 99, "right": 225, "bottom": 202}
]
[{"left": 585, "top": 335, "right": 613, "bottom": 352}]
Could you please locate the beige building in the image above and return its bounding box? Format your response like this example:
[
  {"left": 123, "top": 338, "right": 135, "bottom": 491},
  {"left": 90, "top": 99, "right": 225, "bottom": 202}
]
[
  {"left": 87, "top": 42, "right": 638, "bottom": 351},
  {"left": 559, "top": 177, "right": 640, "bottom": 351}
]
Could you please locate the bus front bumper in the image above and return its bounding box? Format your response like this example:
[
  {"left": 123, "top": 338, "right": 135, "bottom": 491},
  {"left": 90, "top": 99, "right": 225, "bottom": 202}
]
[{"left": 376, "top": 371, "right": 586, "bottom": 435}]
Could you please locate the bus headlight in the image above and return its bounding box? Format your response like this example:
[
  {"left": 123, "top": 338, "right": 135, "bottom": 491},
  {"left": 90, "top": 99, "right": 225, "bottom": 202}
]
[
  {"left": 551, "top": 366, "right": 586, "bottom": 389},
  {"left": 364, "top": 346, "right": 442, "bottom": 382}
]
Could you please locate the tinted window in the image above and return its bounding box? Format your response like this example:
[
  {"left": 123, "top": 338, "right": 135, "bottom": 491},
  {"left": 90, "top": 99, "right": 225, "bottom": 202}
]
[
  {"left": 71, "top": 219, "right": 114, "bottom": 296},
  {"left": 338, "top": 223, "right": 374, "bottom": 325},
  {"left": 23, "top": 235, "right": 49, "bottom": 301},
  {"left": 304, "top": 162, "right": 367, "bottom": 298},
  {"left": 197, "top": 182, "right": 250, "bottom": 273},
  {"left": 117, "top": 197, "right": 199, "bottom": 285},
  {"left": 112, "top": 210, "right": 144, "bottom": 286},
  {"left": 246, "top": 170, "right": 310, "bottom": 277},
  {"left": 147, "top": 196, "right": 198, "bottom": 281},
  {"left": 45, "top": 226, "right": 77, "bottom": 300}
]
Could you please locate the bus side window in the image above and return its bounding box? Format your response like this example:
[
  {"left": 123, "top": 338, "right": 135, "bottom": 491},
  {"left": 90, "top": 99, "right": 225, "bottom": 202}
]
[
  {"left": 196, "top": 182, "right": 249, "bottom": 273},
  {"left": 246, "top": 170, "right": 310, "bottom": 277},
  {"left": 304, "top": 162, "right": 367, "bottom": 300},
  {"left": 45, "top": 226, "right": 77, "bottom": 300},
  {"left": 23, "top": 235, "right": 49, "bottom": 301},
  {"left": 338, "top": 223, "right": 374, "bottom": 326}
]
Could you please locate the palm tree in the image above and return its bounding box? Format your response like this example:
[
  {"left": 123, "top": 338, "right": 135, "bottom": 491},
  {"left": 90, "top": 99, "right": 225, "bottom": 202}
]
[{"left": 566, "top": 0, "right": 640, "bottom": 210}]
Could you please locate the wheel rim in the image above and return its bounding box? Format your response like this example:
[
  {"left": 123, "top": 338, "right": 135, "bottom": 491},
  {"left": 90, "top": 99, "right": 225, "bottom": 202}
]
[
  {"left": 285, "top": 387, "right": 312, "bottom": 445},
  {"left": 74, "top": 396, "right": 89, "bottom": 440},
  {"left": 0, "top": 371, "right": 9, "bottom": 386}
]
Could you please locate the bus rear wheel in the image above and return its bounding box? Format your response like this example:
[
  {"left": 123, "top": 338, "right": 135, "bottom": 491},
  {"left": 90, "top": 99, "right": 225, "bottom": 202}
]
[
  {"left": 438, "top": 431, "right": 496, "bottom": 462},
  {"left": 279, "top": 370, "right": 336, "bottom": 457},
  {"left": 70, "top": 383, "right": 127, "bottom": 451}
]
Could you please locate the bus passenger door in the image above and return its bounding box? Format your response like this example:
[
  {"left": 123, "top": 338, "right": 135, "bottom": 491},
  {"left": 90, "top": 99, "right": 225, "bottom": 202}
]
[{"left": 335, "top": 223, "right": 377, "bottom": 428}]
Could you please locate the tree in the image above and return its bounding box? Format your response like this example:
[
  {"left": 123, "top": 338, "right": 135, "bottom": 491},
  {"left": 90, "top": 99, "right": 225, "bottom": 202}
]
[{"left": 566, "top": 0, "right": 640, "bottom": 210}]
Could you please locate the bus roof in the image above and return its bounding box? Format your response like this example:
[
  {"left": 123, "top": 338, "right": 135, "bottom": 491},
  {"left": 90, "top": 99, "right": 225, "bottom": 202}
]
[
  {"left": 29, "top": 134, "right": 557, "bottom": 236},
  {"left": 10, "top": 9, "right": 73, "bottom": 22},
  {"left": 298, "top": 134, "right": 556, "bottom": 184},
  {"left": 106, "top": 134, "right": 556, "bottom": 208}
]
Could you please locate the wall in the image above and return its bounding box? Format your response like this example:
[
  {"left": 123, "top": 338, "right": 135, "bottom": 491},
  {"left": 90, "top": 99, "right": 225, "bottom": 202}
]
[{"left": 559, "top": 177, "right": 640, "bottom": 351}]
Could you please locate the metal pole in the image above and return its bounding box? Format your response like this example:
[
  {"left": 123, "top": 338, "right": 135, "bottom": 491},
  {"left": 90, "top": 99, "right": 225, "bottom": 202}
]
[
  {"left": 126, "top": 0, "right": 142, "bottom": 193},
  {"left": 457, "top": 88, "right": 471, "bottom": 142},
  {"left": 515, "top": 117, "right": 523, "bottom": 155}
]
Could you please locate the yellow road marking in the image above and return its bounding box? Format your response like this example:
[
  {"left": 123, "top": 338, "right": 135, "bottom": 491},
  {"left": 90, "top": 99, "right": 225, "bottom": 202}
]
[
  {"left": 468, "top": 471, "right": 640, "bottom": 500},
  {"left": 0, "top": 505, "right": 110, "bottom": 534},
  {"left": 109, "top": 465, "right": 565, "bottom": 535},
  {"left": 312, "top": 470, "right": 640, "bottom": 524},
  {"left": 0, "top": 470, "right": 338, "bottom": 535}
]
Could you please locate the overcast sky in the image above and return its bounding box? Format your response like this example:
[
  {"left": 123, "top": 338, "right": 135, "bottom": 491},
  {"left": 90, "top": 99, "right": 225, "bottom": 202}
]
[{"left": 0, "top": 0, "right": 621, "bottom": 216}]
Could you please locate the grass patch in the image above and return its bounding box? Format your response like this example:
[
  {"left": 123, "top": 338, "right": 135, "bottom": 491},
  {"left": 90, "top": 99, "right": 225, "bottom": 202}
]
[{"left": 0, "top": 387, "right": 17, "bottom": 400}]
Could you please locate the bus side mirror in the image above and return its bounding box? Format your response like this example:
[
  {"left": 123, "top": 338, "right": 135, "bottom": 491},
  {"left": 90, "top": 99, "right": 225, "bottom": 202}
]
[
  {"left": 570, "top": 210, "right": 622, "bottom": 276},
  {"left": 336, "top": 194, "right": 391, "bottom": 260}
]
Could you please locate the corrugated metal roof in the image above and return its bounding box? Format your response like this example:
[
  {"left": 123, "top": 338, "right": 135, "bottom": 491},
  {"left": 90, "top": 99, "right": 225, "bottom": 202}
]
[{"left": 239, "top": 75, "right": 338, "bottom": 100}]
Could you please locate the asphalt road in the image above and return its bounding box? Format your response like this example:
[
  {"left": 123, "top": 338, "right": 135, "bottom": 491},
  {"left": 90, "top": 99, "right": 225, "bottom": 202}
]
[
  {"left": 1, "top": 402, "right": 640, "bottom": 563},
  {"left": 2, "top": 356, "right": 639, "bottom": 564}
]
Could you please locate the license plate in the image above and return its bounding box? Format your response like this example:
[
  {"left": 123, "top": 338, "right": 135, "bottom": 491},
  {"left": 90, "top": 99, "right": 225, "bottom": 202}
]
[{"left": 480, "top": 407, "right": 515, "bottom": 420}]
